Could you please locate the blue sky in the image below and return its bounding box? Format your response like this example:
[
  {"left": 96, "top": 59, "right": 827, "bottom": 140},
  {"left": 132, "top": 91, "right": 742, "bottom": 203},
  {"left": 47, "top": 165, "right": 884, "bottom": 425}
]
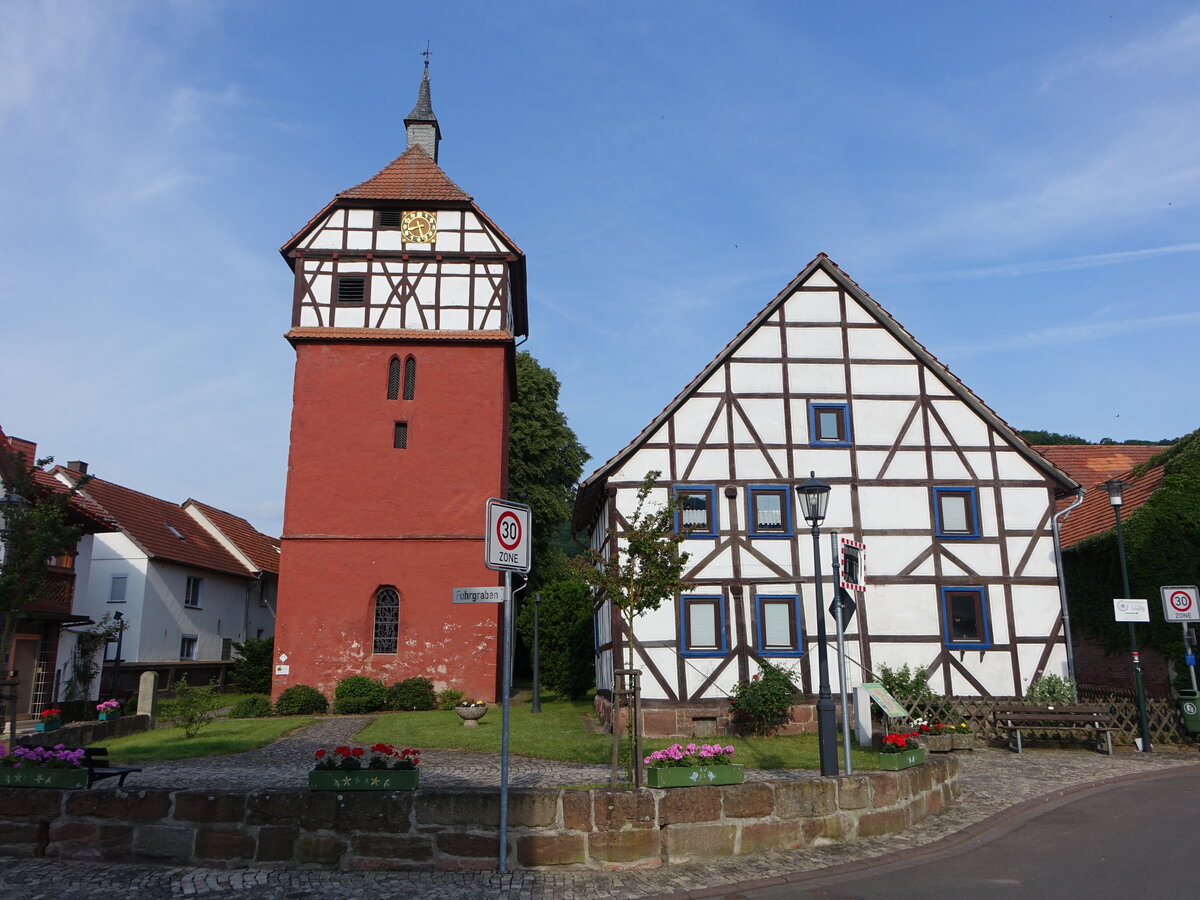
[{"left": 2, "top": 1, "right": 1197, "bottom": 537}]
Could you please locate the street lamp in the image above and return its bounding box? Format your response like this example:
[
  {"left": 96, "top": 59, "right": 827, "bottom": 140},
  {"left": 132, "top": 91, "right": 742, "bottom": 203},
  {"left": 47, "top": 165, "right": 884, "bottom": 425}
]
[
  {"left": 1105, "top": 479, "right": 1152, "bottom": 752},
  {"left": 796, "top": 472, "right": 839, "bottom": 776}
]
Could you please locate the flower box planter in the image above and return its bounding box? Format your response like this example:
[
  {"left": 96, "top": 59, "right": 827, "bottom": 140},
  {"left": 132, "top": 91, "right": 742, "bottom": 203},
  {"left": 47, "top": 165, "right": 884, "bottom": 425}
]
[
  {"left": 951, "top": 733, "right": 977, "bottom": 750},
  {"left": 34, "top": 720, "right": 61, "bottom": 733},
  {"left": 455, "top": 706, "right": 487, "bottom": 726},
  {"left": 0, "top": 767, "right": 87, "bottom": 789},
  {"left": 98, "top": 711, "right": 121, "bottom": 722},
  {"left": 308, "top": 770, "right": 419, "bottom": 791},
  {"left": 646, "top": 764, "right": 744, "bottom": 788},
  {"left": 923, "top": 734, "right": 953, "bottom": 753},
  {"left": 878, "top": 747, "right": 926, "bottom": 771}
]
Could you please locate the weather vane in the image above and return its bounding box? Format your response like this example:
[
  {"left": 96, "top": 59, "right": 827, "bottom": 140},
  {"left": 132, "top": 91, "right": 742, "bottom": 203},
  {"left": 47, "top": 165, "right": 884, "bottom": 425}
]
[{"left": 422, "top": 41, "right": 431, "bottom": 65}]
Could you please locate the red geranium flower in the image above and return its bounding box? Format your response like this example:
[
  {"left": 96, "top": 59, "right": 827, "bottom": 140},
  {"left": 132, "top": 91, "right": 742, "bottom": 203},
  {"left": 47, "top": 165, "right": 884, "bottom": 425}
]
[{"left": 314, "top": 749, "right": 326, "bottom": 759}]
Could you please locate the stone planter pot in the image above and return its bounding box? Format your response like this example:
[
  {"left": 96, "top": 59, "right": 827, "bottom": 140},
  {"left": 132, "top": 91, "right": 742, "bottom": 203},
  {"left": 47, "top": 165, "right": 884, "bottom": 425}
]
[
  {"left": 878, "top": 747, "right": 926, "bottom": 771},
  {"left": 951, "top": 733, "right": 977, "bottom": 750},
  {"left": 455, "top": 705, "right": 488, "bottom": 726},
  {"left": 99, "top": 711, "right": 121, "bottom": 722},
  {"left": 308, "top": 769, "right": 419, "bottom": 791},
  {"left": 645, "top": 764, "right": 744, "bottom": 788},
  {"left": 34, "top": 720, "right": 61, "bottom": 733},
  {"left": 0, "top": 767, "right": 87, "bottom": 789},
  {"left": 924, "top": 734, "right": 953, "bottom": 753}
]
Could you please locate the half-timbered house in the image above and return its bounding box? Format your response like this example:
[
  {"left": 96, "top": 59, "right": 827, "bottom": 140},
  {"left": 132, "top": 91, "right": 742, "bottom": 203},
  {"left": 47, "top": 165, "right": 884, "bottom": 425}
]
[{"left": 573, "top": 254, "right": 1080, "bottom": 731}]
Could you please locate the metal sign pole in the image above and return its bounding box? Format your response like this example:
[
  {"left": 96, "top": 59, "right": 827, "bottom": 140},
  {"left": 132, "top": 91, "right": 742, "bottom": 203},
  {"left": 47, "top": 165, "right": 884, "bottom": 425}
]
[
  {"left": 830, "top": 532, "right": 852, "bottom": 774},
  {"left": 498, "top": 568, "right": 513, "bottom": 872},
  {"left": 1186, "top": 624, "right": 1199, "bottom": 692},
  {"left": 532, "top": 592, "right": 542, "bottom": 714}
]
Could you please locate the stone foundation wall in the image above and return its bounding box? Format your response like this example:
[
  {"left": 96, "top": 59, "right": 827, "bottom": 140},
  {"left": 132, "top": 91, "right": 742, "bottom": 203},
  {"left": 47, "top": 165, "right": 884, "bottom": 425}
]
[
  {"left": 15, "top": 714, "right": 152, "bottom": 749},
  {"left": 0, "top": 758, "right": 958, "bottom": 870}
]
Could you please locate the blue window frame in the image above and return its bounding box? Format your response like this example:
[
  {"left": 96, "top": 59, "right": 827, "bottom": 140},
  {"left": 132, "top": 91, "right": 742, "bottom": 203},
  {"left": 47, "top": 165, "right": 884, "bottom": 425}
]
[
  {"left": 808, "top": 402, "right": 852, "bottom": 447},
  {"left": 680, "top": 594, "right": 727, "bottom": 657},
  {"left": 673, "top": 485, "right": 718, "bottom": 539},
  {"left": 746, "top": 485, "right": 793, "bottom": 538},
  {"left": 940, "top": 586, "right": 992, "bottom": 649},
  {"left": 755, "top": 594, "right": 804, "bottom": 657},
  {"left": 933, "top": 486, "right": 981, "bottom": 539}
]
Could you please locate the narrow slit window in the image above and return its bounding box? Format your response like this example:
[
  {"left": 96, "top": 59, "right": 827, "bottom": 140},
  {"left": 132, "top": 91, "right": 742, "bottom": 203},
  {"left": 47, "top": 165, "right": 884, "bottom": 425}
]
[
  {"left": 374, "top": 587, "right": 399, "bottom": 654},
  {"left": 387, "top": 358, "right": 401, "bottom": 400},
  {"left": 403, "top": 356, "right": 416, "bottom": 400},
  {"left": 393, "top": 422, "right": 408, "bottom": 449}
]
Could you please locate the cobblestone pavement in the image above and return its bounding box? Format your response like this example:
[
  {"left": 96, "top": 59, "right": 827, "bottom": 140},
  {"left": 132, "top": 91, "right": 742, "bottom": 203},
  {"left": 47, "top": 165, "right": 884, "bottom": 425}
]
[{"left": 2, "top": 716, "right": 1198, "bottom": 899}]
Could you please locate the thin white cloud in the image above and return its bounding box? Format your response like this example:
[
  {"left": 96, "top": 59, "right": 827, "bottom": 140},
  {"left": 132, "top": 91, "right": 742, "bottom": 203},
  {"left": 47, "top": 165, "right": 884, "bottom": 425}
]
[
  {"left": 885, "top": 242, "right": 1200, "bottom": 284},
  {"left": 944, "top": 311, "right": 1200, "bottom": 356}
]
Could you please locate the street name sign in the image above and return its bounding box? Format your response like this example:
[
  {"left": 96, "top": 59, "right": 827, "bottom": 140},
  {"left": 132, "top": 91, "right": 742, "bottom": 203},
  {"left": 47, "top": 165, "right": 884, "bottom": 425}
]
[
  {"left": 1160, "top": 585, "right": 1200, "bottom": 622},
  {"left": 453, "top": 586, "right": 504, "bottom": 604},
  {"left": 485, "top": 498, "right": 531, "bottom": 573},
  {"left": 1114, "top": 598, "right": 1150, "bottom": 623}
]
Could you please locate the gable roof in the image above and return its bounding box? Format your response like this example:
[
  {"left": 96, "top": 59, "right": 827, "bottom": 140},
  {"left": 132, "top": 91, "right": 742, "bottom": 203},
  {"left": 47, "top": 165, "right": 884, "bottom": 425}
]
[
  {"left": 57, "top": 471, "right": 255, "bottom": 579},
  {"left": 1034, "top": 444, "right": 1171, "bottom": 547},
  {"left": 573, "top": 253, "right": 1079, "bottom": 531},
  {"left": 185, "top": 499, "right": 280, "bottom": 575},
  {"left": 0, "top": 426, "right": 114, "bottom": 533}
]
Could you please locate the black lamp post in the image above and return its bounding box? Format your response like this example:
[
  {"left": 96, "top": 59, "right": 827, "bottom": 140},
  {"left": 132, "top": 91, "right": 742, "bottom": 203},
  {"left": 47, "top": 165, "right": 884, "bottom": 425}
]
[
  {"left": 1105, "top": 479, "right": 1152, "bottom": 752},
  {"left": 796, "top": 472, "right": 839, "bottom": 777}
]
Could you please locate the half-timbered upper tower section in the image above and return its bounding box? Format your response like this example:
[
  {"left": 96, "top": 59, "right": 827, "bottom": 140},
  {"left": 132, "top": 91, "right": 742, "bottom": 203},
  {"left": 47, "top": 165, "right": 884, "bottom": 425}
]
[{"left": 279, "top": 70, "right": 527, "bottom": 340}]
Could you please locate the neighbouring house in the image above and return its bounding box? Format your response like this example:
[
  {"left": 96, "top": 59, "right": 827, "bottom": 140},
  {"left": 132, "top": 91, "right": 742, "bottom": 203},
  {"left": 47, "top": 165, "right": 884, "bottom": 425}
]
[
  {"left": 0, "top": 427, "right": 114, "bottom": 720},
  {"left": 271, "top": 62, "right": 523, "bottom": 703},
  {"left": 54, "top": 464, "right": 278, "bottom": 697},
  {"left": 1038, "top": 436, "right": 1197, "bottom": 696},
  {"left": 573, "top": 254, "right": 1080, "bottom": 736}
]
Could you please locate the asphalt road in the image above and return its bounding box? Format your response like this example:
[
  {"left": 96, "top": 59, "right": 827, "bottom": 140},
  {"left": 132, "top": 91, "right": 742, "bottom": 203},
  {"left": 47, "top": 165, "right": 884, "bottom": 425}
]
[{"left": 727, "top": 767, "right": 1200, "bottom": 899}]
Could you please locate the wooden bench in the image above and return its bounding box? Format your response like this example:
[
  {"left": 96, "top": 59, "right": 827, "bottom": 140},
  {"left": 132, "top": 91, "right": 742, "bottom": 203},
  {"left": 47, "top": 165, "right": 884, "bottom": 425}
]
[
  {"left": 80, "top": 747, "right": 142, "bottom": 788},
  {"left": 991, "top": 705, "right": 1114, "bottom": 755}
]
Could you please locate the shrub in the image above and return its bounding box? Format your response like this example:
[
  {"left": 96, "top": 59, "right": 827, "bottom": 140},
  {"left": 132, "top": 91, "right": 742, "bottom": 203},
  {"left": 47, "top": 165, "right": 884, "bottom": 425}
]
[
  {"left": 728, "top": 661, "right": 797, "bottom": 735},
  {"left": 436, "top": 688, "right": 466, "bottom": 710},
  {"left": 228, "top": 695, "right": 274, "bottom": 719},
  {"left": 167, "top": 679, "right": 221, "bottom": 738},
  {"left": 514, "top": 578, "right": 595, "bottom": 700},
  {"left": 333, "top": 696, "right": 375, "bottom": 715},
  {"left": 1027, "top": 673, "right": 1076, "bottom": 704},
  {"left": 387, "top": 676, "right": 436, "bottom": 711},
  {"left": 334, "top": 675, "right": 387, "bottom": 712},
  {"left": 275, "top": 684, "right": 328, "bottom": 716},
  {"left": 877, "top": 663, "right": 935, "bottom": 703},
  {"left": 230, "top": 637, "right": 274, "bottom": 695}
]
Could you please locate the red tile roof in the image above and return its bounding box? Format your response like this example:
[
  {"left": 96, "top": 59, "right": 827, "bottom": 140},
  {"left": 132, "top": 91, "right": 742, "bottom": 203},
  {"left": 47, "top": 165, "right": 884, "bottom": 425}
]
[
  {"left": 337, "top": 145, "right": 472, "bottom": 201},
  {"left": 186, "top": 500, "right": 280, "bottom": 575},
  {"left": 58, "top": 471, "right": 254, "bottom": 578},
  {"left": 1057, "top": 464, "right": 1165, "bottom": 547},
  {"left": 1034, "top": 445, "right": 1163, "bottom": 490},
  {"left": 0, "top": 426, "right": 113, "bottom": 532}
]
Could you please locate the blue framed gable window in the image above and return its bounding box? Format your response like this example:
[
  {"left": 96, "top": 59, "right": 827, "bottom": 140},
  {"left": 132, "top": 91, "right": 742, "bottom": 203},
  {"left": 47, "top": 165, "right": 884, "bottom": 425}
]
[
  {"left": 933, "top": 486, "right": 981, "bottom": 539},
  {"left": 680, "top": 594, "right": 727, "bottom": 657},
  {"left": 808, "top": 402, "right": 852, "bottom": 446},
  {"left": 673, "top": 485, "right": 718, "bottom": 539},
  {"left": 747, "top": 485, "right": 793, "bottom": 538},
  {"left": 755, "top": 594, "right": 804, "bottom": 657},
  {"left": 940, "top": 586, "right": 992, "bottom": 648}
]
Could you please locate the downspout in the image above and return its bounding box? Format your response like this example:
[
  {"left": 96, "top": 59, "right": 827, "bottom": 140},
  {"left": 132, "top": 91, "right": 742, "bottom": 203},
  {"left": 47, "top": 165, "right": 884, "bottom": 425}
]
[{"left": 1052, "top": 488, "right": 1086, "bottom": 695}]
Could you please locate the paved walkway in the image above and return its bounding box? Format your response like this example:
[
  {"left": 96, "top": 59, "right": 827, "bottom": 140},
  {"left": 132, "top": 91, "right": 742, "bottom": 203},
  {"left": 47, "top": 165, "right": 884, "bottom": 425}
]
[{"left": 2, "top": 716, "right": 1198, "bottom": 899}]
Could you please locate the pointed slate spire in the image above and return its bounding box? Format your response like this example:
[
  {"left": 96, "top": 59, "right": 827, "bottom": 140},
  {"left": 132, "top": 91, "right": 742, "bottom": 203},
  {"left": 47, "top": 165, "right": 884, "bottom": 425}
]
[{"left": 404, "top": 58, "right": 442, "bottom": 162}]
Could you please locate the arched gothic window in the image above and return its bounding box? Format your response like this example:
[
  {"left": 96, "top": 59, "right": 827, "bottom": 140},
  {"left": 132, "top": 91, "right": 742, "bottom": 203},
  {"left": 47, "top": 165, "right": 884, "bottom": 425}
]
[
  {"left": 387, "top": 357, "right": 401, "bottom": 400},
  {"left": 403, "top": 356, "right": 417, "bottom": 400},
  {"left": 373, "top": 587, "right": 399, "bottom": 654}
]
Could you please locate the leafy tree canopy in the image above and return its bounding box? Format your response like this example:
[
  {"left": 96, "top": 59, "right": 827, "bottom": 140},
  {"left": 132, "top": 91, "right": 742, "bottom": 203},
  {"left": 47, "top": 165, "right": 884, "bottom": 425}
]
[{"left": 1020, "top": 429, "right": 1178, "bottom": 446}]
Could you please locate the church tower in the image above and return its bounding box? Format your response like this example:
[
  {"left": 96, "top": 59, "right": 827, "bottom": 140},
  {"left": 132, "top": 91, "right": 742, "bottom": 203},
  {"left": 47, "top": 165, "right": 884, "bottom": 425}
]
[{"left": 272, "top": 63, "right": 526, "bottom": 702}]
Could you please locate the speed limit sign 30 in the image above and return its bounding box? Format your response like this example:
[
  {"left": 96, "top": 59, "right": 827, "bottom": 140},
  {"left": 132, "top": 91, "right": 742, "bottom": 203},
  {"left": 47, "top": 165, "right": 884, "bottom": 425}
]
[
  {"left": 1161, "top": 585, "right": 1200, "bottom": 622},
  {"left": 485, "top": 498, "right": 531, "bottom": 573}
]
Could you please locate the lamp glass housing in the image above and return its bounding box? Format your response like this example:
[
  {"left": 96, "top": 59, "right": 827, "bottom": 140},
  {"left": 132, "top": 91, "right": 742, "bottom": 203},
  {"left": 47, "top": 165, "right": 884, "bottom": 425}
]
[
  {"left": 1104, "top": 479, "right": 1125, "bottom": 508},
  {"left": 796, "top": 473, "right": 831, "bottom": 527}
]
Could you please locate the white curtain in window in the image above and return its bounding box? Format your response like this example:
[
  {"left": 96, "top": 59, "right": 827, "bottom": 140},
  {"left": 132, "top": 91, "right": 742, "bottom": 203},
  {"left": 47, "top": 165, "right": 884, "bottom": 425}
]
[
  {"left": 756, "top": 493, "right": 782, "bottom": 528},
  {"left": 941, "top": 495, "right": 968, "bottom": 532},
  {"left": 688, "top": 602, "right": 717, "bottom": 648},
  {"left": 681, "top": 495, "right": 708, "bottom": 526},
  {"left": 762, "top": 602, "right": 792, "bottom": 647}
]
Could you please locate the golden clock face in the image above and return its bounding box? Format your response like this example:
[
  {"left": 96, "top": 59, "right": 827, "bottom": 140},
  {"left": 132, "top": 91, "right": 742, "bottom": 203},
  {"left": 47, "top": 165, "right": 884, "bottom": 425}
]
[{"left": 401, "top": 210, "right": 437, "bottom": 243}]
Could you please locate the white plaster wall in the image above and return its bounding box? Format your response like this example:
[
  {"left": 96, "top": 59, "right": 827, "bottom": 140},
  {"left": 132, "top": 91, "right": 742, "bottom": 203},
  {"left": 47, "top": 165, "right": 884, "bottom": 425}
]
[
  {"left": 783, "top": 290, "right": 840, "bottom": 322},
  {"left": 139, "top": 562, "right": 257, "bottom": 663},
  {"left": 788, "top": 363, "right": 846, "bottom": 394},
  {"left": 785, "top": 327, "right": 842, "bottom": 357},
  {"left": 850, "top": 363, "right": 919, "bottom": 396}
]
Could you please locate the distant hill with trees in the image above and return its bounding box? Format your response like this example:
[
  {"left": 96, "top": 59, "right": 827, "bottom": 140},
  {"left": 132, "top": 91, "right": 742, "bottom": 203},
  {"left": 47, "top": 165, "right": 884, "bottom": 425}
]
[{"left": 1020, "top": 429, "right": 1178, "bottom": 446}]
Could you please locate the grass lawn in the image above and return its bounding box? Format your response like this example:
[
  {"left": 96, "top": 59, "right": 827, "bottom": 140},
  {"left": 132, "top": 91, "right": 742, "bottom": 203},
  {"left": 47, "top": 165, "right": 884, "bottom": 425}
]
[
  {"left": 99, "top": 717, "right": 314, "bottom": 764},
  {"left": 360, "top": 698, "right": 882, "bottom": 770}
]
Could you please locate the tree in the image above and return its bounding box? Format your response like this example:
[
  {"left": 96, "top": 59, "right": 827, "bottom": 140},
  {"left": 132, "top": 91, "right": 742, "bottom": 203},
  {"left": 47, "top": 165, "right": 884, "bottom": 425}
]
[
  {"left": 572, "top": 471, "right": 691, "bottom": 784},
  {"left": 508, "top": 351, "right": 589, "bottom": 588},
  {"left": 515, "top": 579, "right": 595, "bottom": 700},
  {"left": 1, "top": 446, "right": 88, "bottom": 699},
  {"left": 230, "top": 636, "right": 275, "bottom": 695},
  {"left": 1019, "top": 429, "right": 1089, "bottom": 445}
]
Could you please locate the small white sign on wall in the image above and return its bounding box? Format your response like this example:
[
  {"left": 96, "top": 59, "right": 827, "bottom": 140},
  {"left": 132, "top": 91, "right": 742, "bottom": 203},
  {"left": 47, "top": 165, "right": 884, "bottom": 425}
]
[
  {"left": 275, "top": 664, "right": 290, "bottom": 676},
  {"left": 1113, "top": 599, "right": 1150, "bottom": 623}
]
